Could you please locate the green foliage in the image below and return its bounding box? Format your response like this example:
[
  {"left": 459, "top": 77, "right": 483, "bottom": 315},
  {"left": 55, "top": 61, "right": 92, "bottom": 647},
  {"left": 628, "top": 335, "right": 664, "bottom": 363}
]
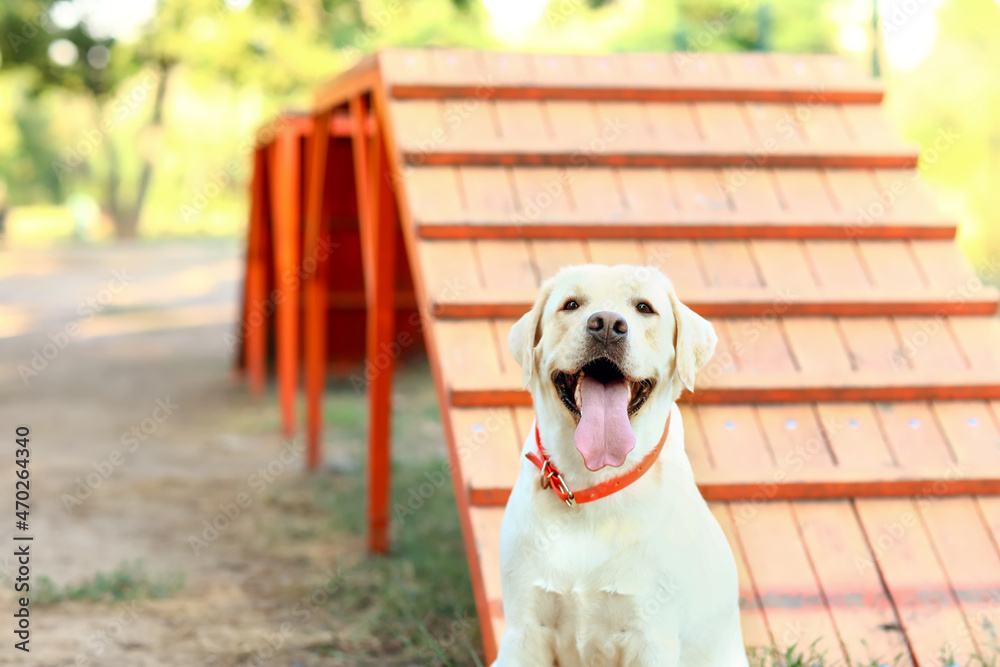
[{"left": 33, "top": 560, "right": 185, "bottom": 606}]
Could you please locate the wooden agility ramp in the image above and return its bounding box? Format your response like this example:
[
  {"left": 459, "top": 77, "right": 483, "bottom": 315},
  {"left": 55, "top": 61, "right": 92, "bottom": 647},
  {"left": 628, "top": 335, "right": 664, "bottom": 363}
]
[{"left": 238, "top": 49, "right": 1000, "bottom": 664}]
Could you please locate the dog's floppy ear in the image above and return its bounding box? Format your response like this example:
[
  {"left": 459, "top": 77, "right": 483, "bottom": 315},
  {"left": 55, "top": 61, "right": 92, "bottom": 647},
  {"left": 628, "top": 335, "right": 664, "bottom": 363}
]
[
  {"left": 668, "top": 285, "right": 717, "bottom": 392},
  {"left": 509, "top": 279, "right": 554, "bottom": 389}
]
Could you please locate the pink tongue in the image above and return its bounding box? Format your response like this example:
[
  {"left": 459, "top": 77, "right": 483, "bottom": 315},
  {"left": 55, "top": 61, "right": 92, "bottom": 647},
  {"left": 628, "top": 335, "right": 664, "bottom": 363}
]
[{"left": 574, "top": 376, "right": 636, "bottom": 471}]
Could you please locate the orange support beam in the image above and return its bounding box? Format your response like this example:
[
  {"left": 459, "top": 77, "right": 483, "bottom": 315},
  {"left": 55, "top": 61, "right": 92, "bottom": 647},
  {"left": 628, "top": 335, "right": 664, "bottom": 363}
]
[
  {"left": 303, "top": 110, "right": 332, "bottom": 470},
  {"left": 268, "top": 129, "right": 302, "bottom": 437},
  {"left": 243, "top": 146, "right": 269, "bottom": 396},
  {"left": 352, "top": 95, "right": 398, "bottom": 554}
]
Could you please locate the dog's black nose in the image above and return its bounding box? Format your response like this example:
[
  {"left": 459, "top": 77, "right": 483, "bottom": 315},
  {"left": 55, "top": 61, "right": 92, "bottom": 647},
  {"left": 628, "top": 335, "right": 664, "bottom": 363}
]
[{"left": 587, "top": 311, "right": 628, "bottom": 345}]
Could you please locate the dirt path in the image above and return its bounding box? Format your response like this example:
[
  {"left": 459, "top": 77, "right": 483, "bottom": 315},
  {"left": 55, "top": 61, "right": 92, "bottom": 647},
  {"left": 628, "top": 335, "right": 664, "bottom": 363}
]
[{"left": 0, "top": 240, "right": 459, "bottom": 666}]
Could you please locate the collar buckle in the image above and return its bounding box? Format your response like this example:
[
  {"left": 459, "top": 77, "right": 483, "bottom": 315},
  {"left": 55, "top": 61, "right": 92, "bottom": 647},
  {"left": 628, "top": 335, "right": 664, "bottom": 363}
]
[{"left": 539, "top": 459, "right": 576, "bottom": 506}]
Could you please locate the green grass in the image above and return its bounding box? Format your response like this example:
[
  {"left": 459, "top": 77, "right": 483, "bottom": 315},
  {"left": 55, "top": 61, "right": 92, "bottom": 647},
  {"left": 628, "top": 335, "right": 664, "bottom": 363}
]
[
  {"left": 263, "top": 457, "right": 483, "bottom": 666},
  {"left": 748, "top": 633, "right": 1000, "bottom": 667},
  {"left": 33, "top": 560, "right": 185, "bottom": 606}
]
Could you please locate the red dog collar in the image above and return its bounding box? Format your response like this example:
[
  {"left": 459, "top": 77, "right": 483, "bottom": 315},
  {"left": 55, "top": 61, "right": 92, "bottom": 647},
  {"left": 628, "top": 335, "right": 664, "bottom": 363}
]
[{"left": 526, "top": 414, "right": 671, "bottom": 506}]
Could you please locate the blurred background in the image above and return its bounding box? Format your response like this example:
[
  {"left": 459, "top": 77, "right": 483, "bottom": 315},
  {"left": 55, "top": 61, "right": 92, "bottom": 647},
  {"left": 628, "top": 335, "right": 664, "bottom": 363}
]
[
  {"left": 1, "top": 1, "right": 998, "bottom": 665},
  {"left": 0, "top": 0, "right": 998, "bottom": 259}
]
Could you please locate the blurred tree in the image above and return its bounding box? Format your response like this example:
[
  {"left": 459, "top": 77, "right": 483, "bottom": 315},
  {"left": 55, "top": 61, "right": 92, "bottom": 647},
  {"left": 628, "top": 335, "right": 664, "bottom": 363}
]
[{"left": 882, "top": 0, "right": 1000, "bottom": 264}]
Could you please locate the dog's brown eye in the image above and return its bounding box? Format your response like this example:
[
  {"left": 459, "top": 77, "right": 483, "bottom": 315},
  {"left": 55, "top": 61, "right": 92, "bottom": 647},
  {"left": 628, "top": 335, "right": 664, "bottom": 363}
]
[
  {"left": 563, "top": 300, "right": 580, "bottom": 311},
  {"left": 636, "top": 302, "right": 654, "bottom": 314}
]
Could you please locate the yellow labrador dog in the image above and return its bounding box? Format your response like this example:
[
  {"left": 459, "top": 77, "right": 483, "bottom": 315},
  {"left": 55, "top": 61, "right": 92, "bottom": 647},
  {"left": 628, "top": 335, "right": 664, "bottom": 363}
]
[{"left": 493, "top": 265, "right": 748, "bottom": 667}]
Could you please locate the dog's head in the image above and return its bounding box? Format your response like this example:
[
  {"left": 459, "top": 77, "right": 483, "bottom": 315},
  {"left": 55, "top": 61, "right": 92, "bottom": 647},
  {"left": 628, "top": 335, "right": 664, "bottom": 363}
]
[{"left": 509, "top": 264, "right": 716, "bottom": 472}]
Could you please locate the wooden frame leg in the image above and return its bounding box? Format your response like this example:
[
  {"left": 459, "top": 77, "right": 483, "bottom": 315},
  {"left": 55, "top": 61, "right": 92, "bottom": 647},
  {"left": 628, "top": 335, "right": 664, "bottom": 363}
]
[
  {"left": 303, "top": 111, "right": 332, "bottom": 470},
  {"left": 352, "top": 96, "right": 397, "bottom": 554},
  {"left": 244, "top": 147, "right": 269, "bottom": 396},
  {"left": 268, "top": 129, "right": 302, "bottom": 437}
]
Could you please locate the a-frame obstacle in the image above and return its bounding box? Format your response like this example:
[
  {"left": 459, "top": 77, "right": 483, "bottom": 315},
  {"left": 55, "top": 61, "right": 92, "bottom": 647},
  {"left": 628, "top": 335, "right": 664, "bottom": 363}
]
[{"left": 237, "top": 49, "right": 1000, "bottom": 663}]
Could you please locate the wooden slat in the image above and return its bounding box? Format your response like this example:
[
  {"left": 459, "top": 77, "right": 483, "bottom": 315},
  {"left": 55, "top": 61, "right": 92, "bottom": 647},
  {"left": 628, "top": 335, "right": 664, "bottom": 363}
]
[
  {"left": 449, "top": 370, "right": 1000, "bottom": 407},
  {"left": 711, "top": 504, "right": 773, "bottom": 647},
  {"left": 794, "top": 502, "right": 912, "bottom": 666},
  {"left": 470, "top": 506, "right": 505, "bottom": 660},
  {"left": 734, "top": 502, "right": 849, "bottom": 663},
  {"left": 430, "top": 285, "right": 1000, "bottom": 319},
  {"left": 855, "top": 499, "right": 978, "bottom": 664},
  {"left": 921, "top": 497, "right": 1000, "bottom": 654}
]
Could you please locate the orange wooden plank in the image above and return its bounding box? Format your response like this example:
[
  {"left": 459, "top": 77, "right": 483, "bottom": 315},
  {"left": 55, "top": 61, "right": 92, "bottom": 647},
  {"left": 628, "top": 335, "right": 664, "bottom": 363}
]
[
  {"left": 721, "top": 167, "right": 785, "bottom": 222},
  {"left": 783, "top": 318, "right": 852, "bottom": 375},
  {"left": 838, "top": 317, "right": 901, "bottom": 373},
  {"left": 734, "top": 502, "right": 849, "bottom": 663},
  {"left": 586, "top": 239, "right": 644, "bottom": 265},
  {"left": 416, "top": 219, "right": 955, "bottom": 241},
  {"left": 459, "top": 166, "right": 518, "bottom": 222},
  {"left": 723, "top": 317, "right": 797, "bottom": 374},
  {"left": 710, "top": 504, "right": 772, "bottom": 648},
  {"left": 858, "top": 241, "right": 926, "bottom": 290},
  {"left": 267, "top": 129, "right": 302, "bottom": 437},
  {"left": 244, "top": 147, "right": 269, "bottom": 397},
  {"left": 750, "top": 240, "right": 816, "bottom": 291},
  {"left": 303, "top": 110, "right": 331, "bottom": 469},
  {"left": 450, "top": 368, "right": 1000, "bottom": 407},
  {"left": 416, "top": 239, "right": 481, "bottom": 304},
  {"left": 804, "top": 240, "right": 872, "bottom": 290},
  {"left": 469, "top": 506, "right": 505, "bottom": 661},
  {"left": 921, "top": 497, "right": 1000, "bottom": 655},
  {"left": 697, "top": 405, "right": 774, "bottom": 470},
  {"left": 405, "top": 166, "right": 464, "bottom": 223},
  {"left": 544, "top": 100, "right": 601, "bottom": 151},
  {"left": 756, "top": 404, "right": 835, "bottom": 470},
  {"left": 877, "top": 402, "right": 955, "bottom": 468},
  {"left": 694, "top": 103, "right": 755, "bottom": 149},
  {"left": 530, "top": 240, "right": 588, "bottom": 280},
  {"left": 679, "top": 403, "right": 713, "bottom": 475},
  {"left": 698, "top": 241, "right": 762, "bottom": 288},
  {"left": 894, "top": 316, "right": 967, "bottom": 373},
  {"left": 855, "top": 499, "right": 978, "bottom": 664},
  {"left": 643, "top": 240, "right": 706, "bottom": 290},
  {"left": 645, "top": 104, "right": 703, "bottom": 152},
  {"left": 618, "top": 168, "right": 679, "bottom": 224},
  {"left": 476, "top": 241, "right": 538, "bottom": 290},
  {"left": 387, "top": 99, "right": 446, "bottom": 153},
  {"left": 816, "top": 403, "right": 897, "bottom": 468},
  {"left": 772, "top": 169, "right": 840, "bottom": 224},
  {"left": 911, "top": 240, "right": 976, "bottom": 290},
  {"left": 509, "top": 167, "right": 575, "bottom": 222},
  {"left": 594, "top": 101, "right": 653, "bottom": 153},
  {"left": 453, "top": 408, "right": 521, "bottom": 505},
  {"left": 565, "top": 168, "right": 629, "bottom": 223},
  {"left": 794, "top": 501, "right": 913, "bottom": 666},
  {"left": 950, "top": 316, "right": 1000, "bottom": 374},
  {"left": 445, "top": 98, "right": 501, "bottom": 153},
  {"left": 493, "top": 100, "right": 550, "bottom": 153},
  {"left": 933, "top": 401, "right": 1000, "bottom": 467}
]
